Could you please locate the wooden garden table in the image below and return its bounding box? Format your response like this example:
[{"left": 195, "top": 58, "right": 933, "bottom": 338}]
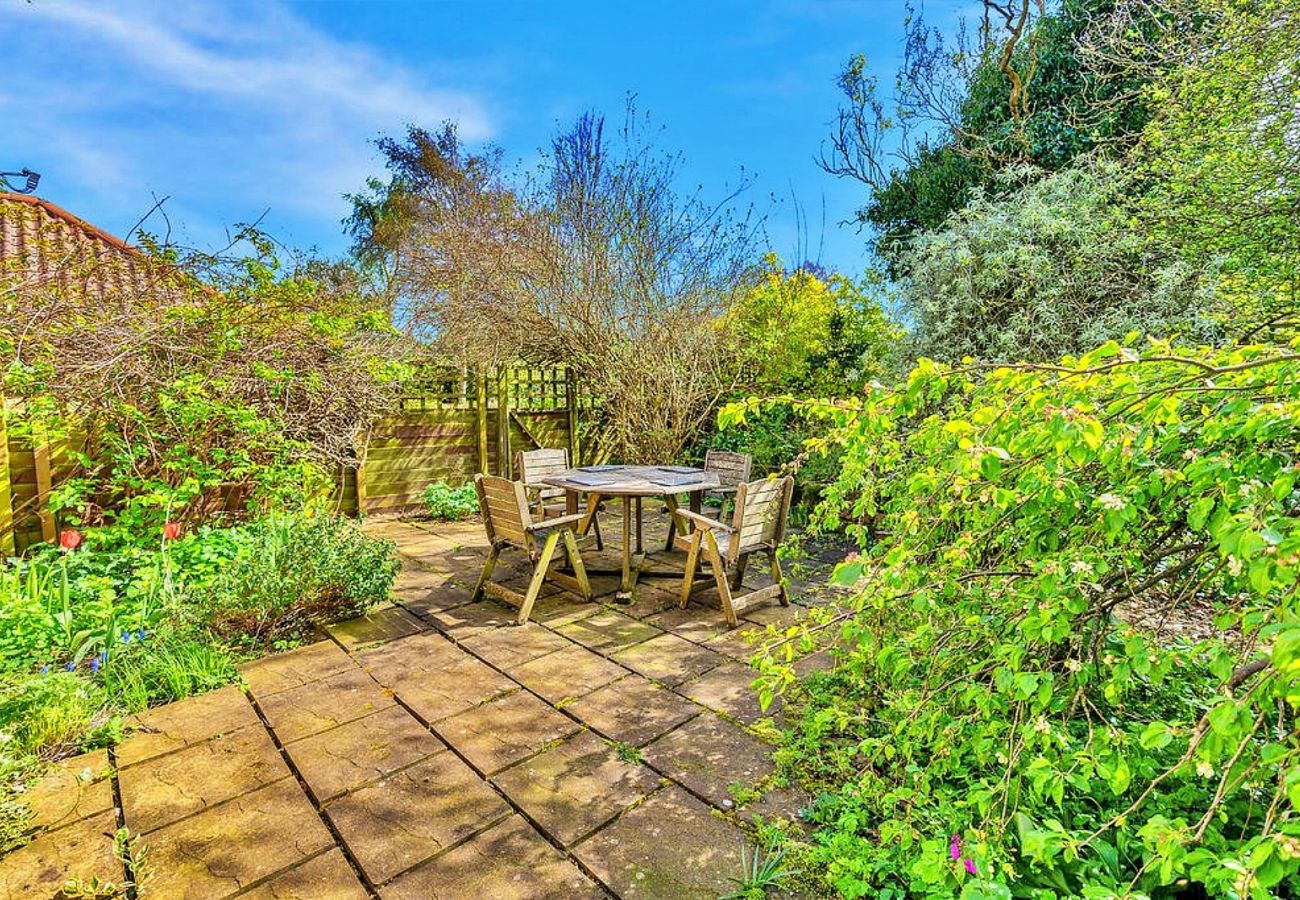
[{"left": 541, "top": 465, "right": 720, "bottom": 600}]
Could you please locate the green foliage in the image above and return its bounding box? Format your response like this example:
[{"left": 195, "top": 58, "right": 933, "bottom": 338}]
[
  {"left": 897, "top": 160, "right": 1223, "bottom": 362},
  {"left": 1133, "top": 0, "right": 1299, "bottom": 328},
  {"left": 99, "top": 626, "right": 236, "bottom": 713},
  {"left": 421, "top": 481, "right": 480, "bottom": 520},
  {"left": 0, "top": 672, "right": 108, "bottom": 760},
  {"left": 194, "top": 513, "right": 399, "bottom": 643},
  {"left": 722, "top": 838, "right": 799, "bottom": 899},
  {"left": 725, "top": 339, "right": 1300, "bottom": 897},
  {"left": 728, "top": 254, "right": 901, "bottom": 396},
  {"left": 840, "top": 0, "right": 1153, "bottom": 271}
]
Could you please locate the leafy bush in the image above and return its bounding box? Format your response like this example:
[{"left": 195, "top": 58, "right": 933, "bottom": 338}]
[
  {"left": 421, "top": 481, "right": 479, "bottom": 520},
  {"left": 0, "top": 672, "right": 110, "bottom": 761},
  {"left": 195, "top": 513, "right": 398, "bottom": 642},
  {"left": 727, "top": 339, "right": 1300, "bottom": 897},
  {"left": 897, "top": 161, "right": 1224, "bottom": 364}
]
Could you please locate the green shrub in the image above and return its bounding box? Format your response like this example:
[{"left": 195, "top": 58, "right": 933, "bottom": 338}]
[
  {"left": 725, "top": 339, "right": 1300, "bottom": 897},
  {"left": 421, "top": 481, "right": 479, "bottom": 520},
  {"left": 195, "top": 513, "right": 398, "bottom": 642},
  {"left": 0, "top": 672, "right": 108, "bottom": 760}
]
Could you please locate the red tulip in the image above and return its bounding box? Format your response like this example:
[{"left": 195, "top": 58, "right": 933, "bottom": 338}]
[
  {"left": 59, "top": 529, "right": 82, "bottom": 551},
  {"left": 162, "top": 521, "right": 182, "bottom": 541}
]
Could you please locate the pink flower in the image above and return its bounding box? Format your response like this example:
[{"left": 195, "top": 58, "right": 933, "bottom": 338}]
[
  {"left": 162, "top": 521, "right": 182, "bottom": 541},
  {"left": 950, "top": 835, "right": 962, "bottom": 861},
  {"left": 59, "top": 529, "right": 82, "bottom": 551},
  {"left": 964, "top": 858, "right": 978, "bottom": 876}
]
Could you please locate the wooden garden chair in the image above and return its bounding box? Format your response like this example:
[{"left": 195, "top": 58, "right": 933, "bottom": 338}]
[
  {"left": 515, "top": 447, "right": 603, "bottom": 549},
  {"left": 676, "top": 475, "right": 794, "bottom": 626},
  {"left": 471, "top": 474, "right": 593, "bottom": 625},
  {"left": 664, "top": 449, "right": 752, "bottom": 551}
]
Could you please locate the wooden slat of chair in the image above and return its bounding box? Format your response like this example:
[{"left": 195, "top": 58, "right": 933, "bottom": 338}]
[
  {"left": 678, "top": 475, "right": 793, "bottom": 626},
  {"left": 516, "top": 447, "right": 604, "bottom": 550},
  {"left": 472, "top": 474, "right": 592, "bottom": 624}
]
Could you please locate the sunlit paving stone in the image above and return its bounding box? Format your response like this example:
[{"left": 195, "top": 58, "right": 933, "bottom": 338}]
[
  {"left": 325, "top": 605, "right": 426, "bottom": 649},
  {"left": 19, "top": 749, "right": 113, "bottom": 834},
  {"left": 566, "top": 675, "right": 700, "bottom": 747},
  {"left": 555, "top": 609, "right": 664, "bottom": 654},
  {"left": 257, "top": 667, "right": 395, "bottom": 743},
  {"left": 572, "top": 785, "right": 747, "bottom": 899},
  {"left": 508, "top": 643, "right": 629, "bottom": 704},
  {"left": 0, "top": 811, "right": 123, "bottom": 900},
  {"left": 239, "top": 848, "right": 370, "bottom": 899},
  {"left": 285, "top": 705, "right": 447, "bottom": 802},
  {"left": 679, "top": 662, "right": 778, "bottom": 726},
  {"left": 324, "top": 753, "right": 511, "bottom": 885},
  {"left": 492, "top": 730, "right": 662, "bottom": 847},
  {"left": 239, "top": 640, "right": 359, "bottom": 698},
  {"left": 609, "top": 631, "right": 724, "bottom": 686},
  {"left": 437, "top": 689, "right": 580, "bottom": 775},
  {"left": 116, "top": 684, "right": 261, "bottom": 767},
  {"left": 641, "top": 711, "right": 777, "bottom": 810},
  {"left": 461, "top": 621, "right": 573, "bottom": 670},
  {"left": 120, "top": 725, "right": 291, "bottom": 833},
  {"left": 381, "top": 814, "right": 603, "bottom": 899},
  {"left": 142, "top": 779, "right": 333, "bottom": 897}
]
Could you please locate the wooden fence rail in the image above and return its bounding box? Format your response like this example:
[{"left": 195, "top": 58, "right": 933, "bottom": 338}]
[{"left": 0, "top": 364, "right": 587, "bottom": 553}]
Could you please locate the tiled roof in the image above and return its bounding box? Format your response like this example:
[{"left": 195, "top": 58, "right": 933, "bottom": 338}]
[{"left": 0, "top": 192, "right": 180, "bottom": 301}]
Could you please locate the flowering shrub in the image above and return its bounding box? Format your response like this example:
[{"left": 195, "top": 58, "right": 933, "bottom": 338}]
[{"left": 724, "top": 338, "right": 1300, "bottom": 897}]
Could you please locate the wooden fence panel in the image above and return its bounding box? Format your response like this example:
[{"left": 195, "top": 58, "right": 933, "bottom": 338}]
[{"left": 0, "top": 366, "right": 587, "bottom": 544}]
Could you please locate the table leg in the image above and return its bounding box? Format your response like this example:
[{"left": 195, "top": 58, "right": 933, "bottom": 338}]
[
  {"left": 664, "top": 494, "right": 682, "bottom": 552},
  {"left": 617, "top": 496, "right": 635, "bottom": 602},
  {"left": 565, "top": 489, "right": 578, "bottom": 516},
  {"left": 635, "top": 497, "right": 643, "bottom": 553},
  {"left": 690, "top": 491, "right": 702, "bottom": 516}
]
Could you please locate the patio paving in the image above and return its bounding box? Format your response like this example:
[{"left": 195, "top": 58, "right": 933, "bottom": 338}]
[{"left": 1, "top": 509, "right": 839, "bottom": 898}]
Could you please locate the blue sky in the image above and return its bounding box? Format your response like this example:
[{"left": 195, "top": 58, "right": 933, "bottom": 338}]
[{"left": 1, "top": 1, "right": 966, "bottom": 276}]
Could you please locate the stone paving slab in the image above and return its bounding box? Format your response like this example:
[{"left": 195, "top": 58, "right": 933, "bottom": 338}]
[
  {"left": 144, "top": 778, "right": 333, "bottom": 898},
  {"left": 257, "top": 667, "right": 395, "bottom": 743},
  {"left": 703, "top": 623, "right": 770, "bottom": 661},
  {"left": 566, "top": 675, "right": 700, "bottom": 747},
  {"left": 286, "top": 705, "right": 446, "bottom": 802},
  {"left": 493, "top": 730, "right": 662, "bottom": 847},
  {"left": 0, "top": 810, "right": 123, "bottom": 900},
  {"left": 556, "top": 609, "right": 664, "bottom": 653},
  {"left": 461, "top": 622, "right": 574, "bottom": 670},
  {"left": 356, "top": 631, "right": 467, "bottom": 681},
  {"left": 116, "top": 684, "right": 260, "bottom": 767},
  {"left": 573, "top": 785, "right": 746, "bottom": 899},
  {"left": 438, "top": 689, "right": 580, "bottom": 775},
  {"left": 610, "top": 632, "right": 724, "bottom": 686},
  {"left": 324, "top": 752, "right": 511, "bottom": 885},
  {"left": 680, "top": 662, "right": 779, "bottom": 725},
  {"left": 240, "top": 640, "right": 358, "bottom": 697},
  {"left": 240, "top": 848, "right": 370, "bottom": 899},
  {"left": 642, "top": 711, "right": 778, "bottom": 810},
  {"left": 379, "top": 651, "right": 517, "bottom": 724},
  {"left": 644, "top": 605, "right": 737, "bottom": 643},
  {"left": 509, "top": 643, "right": 629, "bottom": 704},
  {"left": 120, "top": 725, "right": 290, "bottom": 833},
  {"left": 325, "top": 605, "right": 426, "bottom": 649},
  {"left": 382, "top": 814, "right": 604, "bottom": 899},
  {"left": 422, "top": 599, "right": 520, "bottom": 635},
  {"left": 22, "top": 748, "right": 113, "bottom": 833}
]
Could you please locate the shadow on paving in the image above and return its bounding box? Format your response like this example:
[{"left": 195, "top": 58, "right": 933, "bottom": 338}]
[{"left": 1, "top": 510, "right": 845, "bottom": 899}]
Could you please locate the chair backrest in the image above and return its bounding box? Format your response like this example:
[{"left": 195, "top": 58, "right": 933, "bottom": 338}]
[
  {"left": 474, "top": 474, "right": 533, "bottom": 547},
  {"left": 730, "top": 476, "right": 793, "bottom": 555},
  {"left": 516, "top": 448, "right": 570, "bottom": 484},
  {"left": 704, "top": 449, "right": 752, "bottom": 488}
]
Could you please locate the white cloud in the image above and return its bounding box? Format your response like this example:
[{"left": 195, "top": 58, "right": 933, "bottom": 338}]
[{"left": 0, "top": 0, "right": 493, "bottom": 249}]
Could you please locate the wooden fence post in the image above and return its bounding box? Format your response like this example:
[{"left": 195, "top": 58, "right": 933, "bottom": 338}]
[
  {"left": 0, "top": 396, "right": 13, "bottom": 557},
  {"left": 476, "top": 372, "right": 489, "bottom": 475},
  {"left": 565, "top": 369, "right": 580, "bottom": 467},
  {"left": 496, "top": 366, "right": 511, "bottom": 477},
  {"left": 30, "top": 419, "right": 56, "bottom": 543}
]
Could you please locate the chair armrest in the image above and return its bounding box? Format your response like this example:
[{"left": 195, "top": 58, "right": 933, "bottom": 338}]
[
  {"left": 677, "top": 509, "right": 731, "bottom": 532},
  {"left": 528, "top": 512, "right": 587, "bottom": 531}
]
